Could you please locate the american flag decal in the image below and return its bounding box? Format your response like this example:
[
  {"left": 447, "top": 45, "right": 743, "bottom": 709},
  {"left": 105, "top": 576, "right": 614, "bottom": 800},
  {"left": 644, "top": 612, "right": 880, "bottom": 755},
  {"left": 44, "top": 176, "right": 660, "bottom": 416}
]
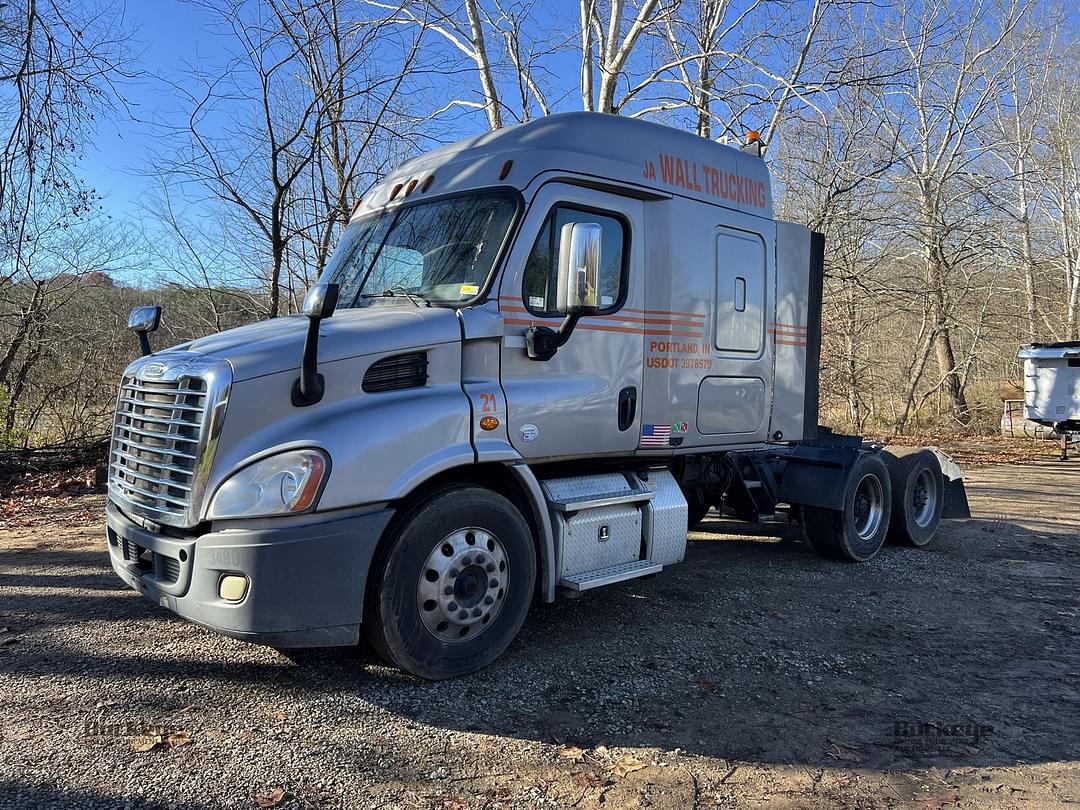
[{"left": 640, "top": 423, "right": 672, "bottom": 447}]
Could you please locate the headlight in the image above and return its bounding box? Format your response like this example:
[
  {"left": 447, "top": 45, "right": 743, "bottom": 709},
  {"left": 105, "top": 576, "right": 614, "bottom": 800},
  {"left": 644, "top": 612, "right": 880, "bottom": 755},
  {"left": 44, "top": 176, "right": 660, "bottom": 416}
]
[{"left": 207, "top": 449, "right": 329, "bottom": 520}]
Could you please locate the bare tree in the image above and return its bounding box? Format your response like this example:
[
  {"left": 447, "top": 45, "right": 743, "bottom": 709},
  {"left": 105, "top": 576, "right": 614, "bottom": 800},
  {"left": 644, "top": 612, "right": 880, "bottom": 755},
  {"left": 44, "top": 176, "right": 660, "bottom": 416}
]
[
  {"left": 156, "top": 0, "right": 421, "bottom": 316},
  {"left": 578, "top": 0, "right": 662, "bottom": 113},
  {"left": 1042, "top": 47, "right": 1080, "bottom": 339},
  {"left": 881, "top": 0, "right": 1027, "bottom": 428},
  {"left": 0, "top": 0, "right": 130, "bottom": 444}
]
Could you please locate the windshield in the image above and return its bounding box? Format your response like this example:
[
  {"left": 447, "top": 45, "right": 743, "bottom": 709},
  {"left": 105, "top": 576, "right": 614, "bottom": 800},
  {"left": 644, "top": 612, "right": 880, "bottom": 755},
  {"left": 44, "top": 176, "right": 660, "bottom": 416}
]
[{"left": 323, "top": 189, "right": 519, "bottom": 307}]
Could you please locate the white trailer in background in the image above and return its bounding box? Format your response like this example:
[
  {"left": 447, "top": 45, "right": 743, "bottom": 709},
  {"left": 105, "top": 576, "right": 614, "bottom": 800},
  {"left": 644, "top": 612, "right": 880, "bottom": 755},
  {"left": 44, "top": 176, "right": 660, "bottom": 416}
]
[{"left": 1019, "top": 341, "right": 1080, "bottom": 460}]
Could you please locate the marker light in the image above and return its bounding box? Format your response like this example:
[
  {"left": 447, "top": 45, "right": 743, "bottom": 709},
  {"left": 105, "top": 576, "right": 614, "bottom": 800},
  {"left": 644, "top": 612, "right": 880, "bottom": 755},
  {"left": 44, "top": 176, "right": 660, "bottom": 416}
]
[{"left": 207, "top": 449, "right": 328, "bottom": 520}]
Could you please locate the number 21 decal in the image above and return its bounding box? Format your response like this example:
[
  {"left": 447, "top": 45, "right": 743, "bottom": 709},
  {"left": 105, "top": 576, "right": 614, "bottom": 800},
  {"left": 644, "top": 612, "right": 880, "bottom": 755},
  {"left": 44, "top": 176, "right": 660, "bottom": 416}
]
[{"left": 479, "top": 392, "right": 498, "bottom": 413}]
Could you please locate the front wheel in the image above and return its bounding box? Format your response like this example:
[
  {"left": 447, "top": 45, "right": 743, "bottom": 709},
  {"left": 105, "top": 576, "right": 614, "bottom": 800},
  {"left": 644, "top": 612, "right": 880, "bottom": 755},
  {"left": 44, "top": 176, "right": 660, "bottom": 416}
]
[
  {"left": 365, "top": 486, "right": 536, "bottom": 680},
  {"left": 801, "top": 453, "right": 892, "bottom": 562}
]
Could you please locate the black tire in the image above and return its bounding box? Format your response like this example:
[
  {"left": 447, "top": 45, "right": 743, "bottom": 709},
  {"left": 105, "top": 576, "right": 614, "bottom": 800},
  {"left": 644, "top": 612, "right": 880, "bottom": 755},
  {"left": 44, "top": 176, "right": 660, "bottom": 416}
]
[
  {"left": 687, "top": 495, "right": 710, "bottom": 528},
  {"left": 365, "top": 486, "right": 536, "bottom": 680},
  {"left": 801, "top": 453, "right": 892, "bottom": 562},
  {"left": 884, "top": 449, "right": 944, "bottom": 547}
]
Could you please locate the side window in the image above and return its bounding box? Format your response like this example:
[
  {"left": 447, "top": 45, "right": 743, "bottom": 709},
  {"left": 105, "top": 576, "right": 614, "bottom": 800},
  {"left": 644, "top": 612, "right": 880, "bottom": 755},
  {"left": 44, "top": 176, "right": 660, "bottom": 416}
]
[
  {"left": 522, "top": 206, "right": 627, "bottom": 316},
  {"left": 715, "top": 228, "right": 765, "bottom": 353}
]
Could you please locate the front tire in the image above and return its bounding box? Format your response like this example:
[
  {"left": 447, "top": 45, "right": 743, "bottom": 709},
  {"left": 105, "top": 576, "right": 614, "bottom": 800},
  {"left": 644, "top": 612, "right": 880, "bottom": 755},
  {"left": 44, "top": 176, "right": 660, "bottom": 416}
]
[
  {"left": 365, "top": 486, "right": 536, "bottom": 680},
  {"left": 801, "top": 453, "right": 892, "bottom": 562}
]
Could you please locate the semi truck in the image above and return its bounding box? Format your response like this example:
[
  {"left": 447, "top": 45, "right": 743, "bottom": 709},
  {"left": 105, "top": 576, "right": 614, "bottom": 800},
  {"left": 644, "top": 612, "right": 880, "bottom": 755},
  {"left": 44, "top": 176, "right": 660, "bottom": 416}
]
[{"left": 106, "top": 112, "right": 969, "bottom": 679}]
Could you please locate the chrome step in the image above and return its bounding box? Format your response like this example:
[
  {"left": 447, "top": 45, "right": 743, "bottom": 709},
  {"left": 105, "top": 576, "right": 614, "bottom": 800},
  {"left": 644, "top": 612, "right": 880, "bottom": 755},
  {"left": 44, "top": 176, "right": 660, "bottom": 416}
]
[{"left": 559, "top": 560, "right": 662, "bottom": 591}]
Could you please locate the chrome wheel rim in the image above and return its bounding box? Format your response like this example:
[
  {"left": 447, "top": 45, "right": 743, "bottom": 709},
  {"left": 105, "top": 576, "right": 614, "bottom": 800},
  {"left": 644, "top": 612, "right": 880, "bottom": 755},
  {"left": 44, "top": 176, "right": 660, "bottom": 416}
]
[
  {"left": 416, "top": 528, "right": 508, "bottom": 644},
  {"left": 911, "top": 468, "right": 938, "bottom": 528},
  {"left": 852, "top": 474, "right": 885, "bottom": 541}
]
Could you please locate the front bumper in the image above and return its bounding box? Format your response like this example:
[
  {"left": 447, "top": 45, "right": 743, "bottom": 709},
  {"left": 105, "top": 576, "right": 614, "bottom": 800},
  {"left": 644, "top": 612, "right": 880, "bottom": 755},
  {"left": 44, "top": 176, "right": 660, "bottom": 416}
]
[{"left": 106, "top": 501, "right": 394, "bottom": 647}]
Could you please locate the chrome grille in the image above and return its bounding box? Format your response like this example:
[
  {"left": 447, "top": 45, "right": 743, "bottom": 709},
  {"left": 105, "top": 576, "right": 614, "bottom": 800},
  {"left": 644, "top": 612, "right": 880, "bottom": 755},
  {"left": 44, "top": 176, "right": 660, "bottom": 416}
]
[{"left": 108, "top": 353, "right": 231, "bottom": 528}]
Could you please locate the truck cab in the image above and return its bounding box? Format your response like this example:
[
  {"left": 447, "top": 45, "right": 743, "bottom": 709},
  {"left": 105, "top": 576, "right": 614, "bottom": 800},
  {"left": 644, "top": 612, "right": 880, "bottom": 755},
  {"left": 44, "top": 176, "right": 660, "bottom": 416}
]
[{"left": 106, "top": 113, "right": 964, "bottom": 679}]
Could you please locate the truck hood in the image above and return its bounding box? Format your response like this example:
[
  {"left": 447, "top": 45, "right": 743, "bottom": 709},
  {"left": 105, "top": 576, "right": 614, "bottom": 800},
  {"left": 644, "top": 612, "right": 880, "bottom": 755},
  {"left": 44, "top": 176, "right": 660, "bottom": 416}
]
[{"left": 177, "top": 306, "right": 461, "bottom": 382}]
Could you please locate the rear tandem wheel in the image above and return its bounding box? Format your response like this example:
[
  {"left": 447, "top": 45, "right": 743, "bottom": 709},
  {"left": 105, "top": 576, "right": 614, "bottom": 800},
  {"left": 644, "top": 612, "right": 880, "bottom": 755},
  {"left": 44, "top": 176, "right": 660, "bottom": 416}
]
[{"left": 800, "top": 453, "right": 893, "bottom": 562}]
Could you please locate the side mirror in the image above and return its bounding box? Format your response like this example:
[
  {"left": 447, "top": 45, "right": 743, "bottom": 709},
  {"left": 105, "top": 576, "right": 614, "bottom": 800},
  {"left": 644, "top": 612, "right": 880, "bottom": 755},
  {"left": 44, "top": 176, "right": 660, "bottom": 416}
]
[
  {"left": 293, "top": 282, "right": 340, "bottom": 407},
  {"left": 526, "top": 223, "right": 602, "bottom": 362},
  {"left": 302, "top": 281, "right": 339, "bottom": 319},
  {"left": 556, "top": 222, "right": 601, "bottom": 314},
  {"left": 128, "top": 305, "right": 162, "bottom": 357}
]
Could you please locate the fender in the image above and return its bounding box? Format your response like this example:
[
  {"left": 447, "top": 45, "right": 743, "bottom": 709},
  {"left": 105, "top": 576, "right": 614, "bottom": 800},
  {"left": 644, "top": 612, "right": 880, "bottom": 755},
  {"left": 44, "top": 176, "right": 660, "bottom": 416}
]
[{"left": 508, "top": 463, "right": 557, "bottom": 602}]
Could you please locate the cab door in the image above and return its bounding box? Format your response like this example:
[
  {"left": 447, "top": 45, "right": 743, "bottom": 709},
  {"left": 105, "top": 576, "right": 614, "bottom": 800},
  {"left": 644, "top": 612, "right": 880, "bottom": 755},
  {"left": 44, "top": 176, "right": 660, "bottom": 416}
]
[{"left": 498, "top": 184, "right": 644, "bottom": 460}]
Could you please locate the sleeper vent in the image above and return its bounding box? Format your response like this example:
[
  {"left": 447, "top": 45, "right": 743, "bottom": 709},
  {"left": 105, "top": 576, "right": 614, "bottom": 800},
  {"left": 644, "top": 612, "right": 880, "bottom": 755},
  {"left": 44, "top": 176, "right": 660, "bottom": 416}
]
[{"left": 363, "top": 351, "right": 429, "bottom": 393}]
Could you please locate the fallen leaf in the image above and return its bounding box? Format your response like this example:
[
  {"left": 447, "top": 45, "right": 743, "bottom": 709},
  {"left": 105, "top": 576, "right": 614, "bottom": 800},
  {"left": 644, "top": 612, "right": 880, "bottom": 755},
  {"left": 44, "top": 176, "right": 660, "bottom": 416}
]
[
  {"left": 127, "top": 729, "right": 192, "bottom": 753},
  {"left": 165, "top": 731, "right": 192, "bottom": 749},
  {"left": 574, "top": 772, "right": 611, "bottom": 789},
  {"left": 441, "top": 799, "right": 466, "bottom": 810},
  {"left": 127, "top": 735, "right": 160, "bottom": 753},
  {"left": 255, "top": 787, "right": 288, "bottom": 808},
  {"left": 557, "top": 744, "right": 586, "bottom": 762},
  {"left": 697, "top": 678, "right": 718, "bottom": 693},
  {"left": 610, "top": 754, "right": 647, "bottom": 778},
  {"left": 271, "top": 711, "right": 287, "bottom": 721},
  {"left": 920, "top": 792, "right": 960, "bottom": 810}
]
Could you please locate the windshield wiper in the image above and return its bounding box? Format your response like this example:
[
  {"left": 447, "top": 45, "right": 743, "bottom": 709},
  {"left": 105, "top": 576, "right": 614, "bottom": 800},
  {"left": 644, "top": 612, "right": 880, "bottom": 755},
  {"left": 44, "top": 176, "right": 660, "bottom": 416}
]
[{"left": 360, "top": 286, "right": 428, "bottom": 307}]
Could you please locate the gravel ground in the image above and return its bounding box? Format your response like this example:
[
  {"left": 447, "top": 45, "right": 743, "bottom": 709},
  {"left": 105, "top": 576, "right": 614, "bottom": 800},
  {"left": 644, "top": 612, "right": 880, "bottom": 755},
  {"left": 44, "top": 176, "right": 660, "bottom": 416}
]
[{"left": 1, "top": 460, "right": 1078, "bottom": 809}]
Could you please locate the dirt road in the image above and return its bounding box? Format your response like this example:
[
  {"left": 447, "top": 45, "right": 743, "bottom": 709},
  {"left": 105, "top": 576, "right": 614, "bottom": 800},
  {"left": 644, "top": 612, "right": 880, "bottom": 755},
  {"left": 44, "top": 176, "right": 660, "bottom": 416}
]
[{"left": 1, "top": 461, "right": 1078, "bottom": 808}]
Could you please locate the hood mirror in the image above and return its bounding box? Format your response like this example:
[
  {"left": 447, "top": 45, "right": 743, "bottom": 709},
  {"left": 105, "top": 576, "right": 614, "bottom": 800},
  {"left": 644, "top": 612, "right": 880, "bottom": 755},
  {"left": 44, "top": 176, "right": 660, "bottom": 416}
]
[
  {"left": 293, "top": 282, "right": 340, "bottom": 407},
  {"left": 128, "top": 305, "right": 162, "bottom": 356},
  {"left": 303, "top": 281, "right": 339, "bottom": 319}
]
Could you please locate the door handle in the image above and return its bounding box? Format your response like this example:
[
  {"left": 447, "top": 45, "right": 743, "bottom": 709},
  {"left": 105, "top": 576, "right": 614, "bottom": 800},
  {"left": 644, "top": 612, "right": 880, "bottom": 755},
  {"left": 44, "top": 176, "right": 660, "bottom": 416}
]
[
  {"left": 618, "top": 386, "right": 637, "bottom": 432},
  {"left": 734, "top": 277, "right": 747, "bottom": 312}
]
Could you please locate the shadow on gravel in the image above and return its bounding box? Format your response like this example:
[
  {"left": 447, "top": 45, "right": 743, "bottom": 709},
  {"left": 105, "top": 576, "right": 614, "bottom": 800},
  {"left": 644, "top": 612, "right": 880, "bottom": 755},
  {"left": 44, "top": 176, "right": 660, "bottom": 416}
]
[
  {"left": 0, "top": 782, "right": 214, "bottom": 809},
  {"left": 2, "top": 517, "right": 1078, "bottom": 776},
  {"left": 352, "top": 516, "right": 1080, "bottom": 773},
  {"left": 0, "top": 548, "right": 108, "bottom": 569}
]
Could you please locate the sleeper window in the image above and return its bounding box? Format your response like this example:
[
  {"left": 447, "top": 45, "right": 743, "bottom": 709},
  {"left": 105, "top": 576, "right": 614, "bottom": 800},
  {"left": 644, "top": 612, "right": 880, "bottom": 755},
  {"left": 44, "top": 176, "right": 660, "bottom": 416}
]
[{"left": 522, "top": 206, "right": 627, "bottom": 316}]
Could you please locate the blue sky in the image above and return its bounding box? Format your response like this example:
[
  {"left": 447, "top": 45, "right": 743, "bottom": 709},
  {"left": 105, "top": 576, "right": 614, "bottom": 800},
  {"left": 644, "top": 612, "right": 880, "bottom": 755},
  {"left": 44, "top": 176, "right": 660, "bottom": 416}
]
[
  {"left": 80, "top": 0, "right": 578, "bottom": 224},
  {"left": 81, "top": 0, "right": 215, "bottom": 219}
]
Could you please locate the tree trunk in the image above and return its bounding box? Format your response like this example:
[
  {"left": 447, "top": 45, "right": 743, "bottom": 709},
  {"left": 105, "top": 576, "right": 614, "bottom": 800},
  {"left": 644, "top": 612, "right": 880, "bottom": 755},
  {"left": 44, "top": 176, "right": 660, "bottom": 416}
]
[{"left": 464, "top": 0, "right": 502, "bottom": 130}]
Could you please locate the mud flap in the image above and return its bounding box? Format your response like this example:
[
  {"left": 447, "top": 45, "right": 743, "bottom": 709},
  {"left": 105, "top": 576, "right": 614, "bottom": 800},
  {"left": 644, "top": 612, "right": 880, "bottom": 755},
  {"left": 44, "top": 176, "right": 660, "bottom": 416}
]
[{"left": 928, "top": 448, "right": 972, "bottom": 519}]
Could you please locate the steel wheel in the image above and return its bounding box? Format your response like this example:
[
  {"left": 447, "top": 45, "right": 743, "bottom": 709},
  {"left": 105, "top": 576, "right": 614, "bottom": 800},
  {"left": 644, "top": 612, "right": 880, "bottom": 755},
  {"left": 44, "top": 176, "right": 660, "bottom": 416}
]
[
  {"left": 852, "top": 473, "right": 885, "bottom": 541},
  {"left": 416, "top": 528, "right": 509, "bottom": 643},
  {"left": 800, "top": 453, "right": 892, "bottom": 562},
  {"left": 910, "top": 467, "right": 938, "bottom": 529},
  {"left": 884, "top": 449, "right": 944, "bottom": 547}
]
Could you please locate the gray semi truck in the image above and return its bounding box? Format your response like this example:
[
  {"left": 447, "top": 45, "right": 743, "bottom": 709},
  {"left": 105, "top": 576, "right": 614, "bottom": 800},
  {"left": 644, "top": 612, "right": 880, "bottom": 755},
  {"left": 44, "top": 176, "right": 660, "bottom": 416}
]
[{"left": 106, "top": 112, "right": 969, "bottom": 679}]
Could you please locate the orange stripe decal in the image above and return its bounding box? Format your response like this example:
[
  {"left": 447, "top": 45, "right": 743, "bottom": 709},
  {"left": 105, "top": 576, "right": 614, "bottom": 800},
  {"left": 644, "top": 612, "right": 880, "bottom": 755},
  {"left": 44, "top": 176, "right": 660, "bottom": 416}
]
[
  {"left": 500, "top": 299, "right": 706, "bottom": 321},
  {"left": 503, "top": 318, "right": 702, "bottom": 338},
  {"left": 500, "top": 305, "right": 703, "bottom": 329},
  {"left": 624, "top": 307, "right": 706, "bottom": 319}
]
